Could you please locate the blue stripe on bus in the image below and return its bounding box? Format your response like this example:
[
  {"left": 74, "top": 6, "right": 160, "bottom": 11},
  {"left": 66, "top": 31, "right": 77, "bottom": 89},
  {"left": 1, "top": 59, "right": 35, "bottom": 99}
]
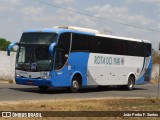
[
  {"left": 139, "top": 56, "right": 146, "bottom": 76},
  {"left": 136, "top": 74, "right": 145, "bottom": 84},
  {"left": 148, "top": 56, "right": 152, "bottom": 80}
]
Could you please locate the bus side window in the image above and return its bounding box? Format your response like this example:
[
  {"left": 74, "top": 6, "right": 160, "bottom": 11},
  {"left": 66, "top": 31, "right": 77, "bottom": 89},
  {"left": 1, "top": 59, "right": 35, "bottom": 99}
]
[{"left": 72, "top": 33, "right": 90, "bottom": 52}]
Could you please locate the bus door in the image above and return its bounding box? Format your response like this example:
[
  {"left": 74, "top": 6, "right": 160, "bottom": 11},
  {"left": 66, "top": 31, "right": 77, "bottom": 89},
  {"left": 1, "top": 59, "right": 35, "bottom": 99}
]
[{"left": 53, "top": 33, "right": 72, "bottom": 86}]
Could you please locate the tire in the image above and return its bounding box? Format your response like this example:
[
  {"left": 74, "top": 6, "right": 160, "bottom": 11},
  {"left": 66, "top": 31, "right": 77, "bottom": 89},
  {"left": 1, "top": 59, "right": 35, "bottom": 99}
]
[
  {"left": 126, "top": 76, "right": 135, "bottom": 90},
  {"left": 38, "top": 86, "right": 49, "bottom": 91},
  {"left": 70, "top": 77, "right": 80, "bottom": 93}
]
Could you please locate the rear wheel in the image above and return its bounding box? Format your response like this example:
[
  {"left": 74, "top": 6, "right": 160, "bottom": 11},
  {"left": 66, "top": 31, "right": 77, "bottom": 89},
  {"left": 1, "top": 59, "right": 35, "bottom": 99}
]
[
  {"left": 126, "top": 76, "right": 135, "bottom": 90},
  {"left": 38, "top": 86, "right": 49, "bottom": 91},
  {"left": 70, "top": 77, "right": 80, "bottom": 93}
]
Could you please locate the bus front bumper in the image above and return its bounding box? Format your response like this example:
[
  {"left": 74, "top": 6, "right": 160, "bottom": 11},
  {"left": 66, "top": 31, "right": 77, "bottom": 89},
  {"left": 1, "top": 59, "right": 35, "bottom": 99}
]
[{"left": 15, "top": 77, "right": 52, "bottom": 87}]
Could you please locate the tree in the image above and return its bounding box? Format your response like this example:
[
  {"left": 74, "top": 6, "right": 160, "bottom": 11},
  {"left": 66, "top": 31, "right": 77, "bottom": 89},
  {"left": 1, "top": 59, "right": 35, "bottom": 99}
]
[
  {"left": 152, "top": 49, "right": 160, "bottom": 64},
  {"left": 0, "top": 38, "right": 13, "bottom": 51}
]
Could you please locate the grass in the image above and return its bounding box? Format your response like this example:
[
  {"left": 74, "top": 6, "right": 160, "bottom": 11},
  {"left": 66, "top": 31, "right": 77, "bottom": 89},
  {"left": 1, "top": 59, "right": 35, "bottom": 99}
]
[
  {"left": 0, "top": 98, "right": 160, "bottom": 120},
  {"left": 0, "top": 98, "right": 160, "bottom": 111}
]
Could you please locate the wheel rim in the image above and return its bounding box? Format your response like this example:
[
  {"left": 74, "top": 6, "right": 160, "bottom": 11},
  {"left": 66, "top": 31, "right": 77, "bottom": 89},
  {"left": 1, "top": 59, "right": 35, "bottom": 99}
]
[
  {"left": 73, "top": 80, "right": 79, "bottom": 89},
  {"left": 128, "top": 78, "right": 134, "bottom": 89}
]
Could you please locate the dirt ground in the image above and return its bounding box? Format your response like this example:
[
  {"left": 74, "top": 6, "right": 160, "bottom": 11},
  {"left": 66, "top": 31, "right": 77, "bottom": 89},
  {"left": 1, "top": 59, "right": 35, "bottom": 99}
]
[{"left": 0, "top": 98, "right": 160, "bottom": 120}]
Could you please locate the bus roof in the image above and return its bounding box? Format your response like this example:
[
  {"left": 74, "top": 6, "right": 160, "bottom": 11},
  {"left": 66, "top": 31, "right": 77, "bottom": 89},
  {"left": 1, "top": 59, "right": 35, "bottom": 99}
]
[
  {"left": 24, "top": 27, "right": 97, "bottom": 36},
  {"left": 96, "top": 34, "right": 151, "bottom": 43},
  {"left": 24, "top": 26, "right": 151, "bottom": 44},
  {"left": 53, "top": 26, "right": 100, "bottom": 34}
]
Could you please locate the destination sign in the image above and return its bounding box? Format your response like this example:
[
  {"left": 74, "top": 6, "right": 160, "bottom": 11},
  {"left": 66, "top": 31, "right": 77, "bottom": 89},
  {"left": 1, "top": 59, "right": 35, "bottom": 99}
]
[{"left": 94, "top": 55, "right": 125, "bottom": 65}]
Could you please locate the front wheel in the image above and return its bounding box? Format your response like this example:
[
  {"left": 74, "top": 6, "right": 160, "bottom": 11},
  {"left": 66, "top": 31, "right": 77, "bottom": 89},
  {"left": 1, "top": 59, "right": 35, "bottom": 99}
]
[
  {"left": 70, "top": 78, "right": 80, "bottom": 93},
  {"left": 126, "top": 76, "right": 135, "bottom": 90},
  {"left": 38, "top": 86, "right": 49, "bottom": 91}
]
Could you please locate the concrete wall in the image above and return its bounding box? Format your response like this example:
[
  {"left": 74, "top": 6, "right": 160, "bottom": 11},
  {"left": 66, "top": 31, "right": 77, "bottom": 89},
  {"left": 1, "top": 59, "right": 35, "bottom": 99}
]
[
  {"left": 0, "top": 51, "right": 16, "bottom": 80},
  {"left": 0, "top": 50, "right": 159, "bottom": 81}
]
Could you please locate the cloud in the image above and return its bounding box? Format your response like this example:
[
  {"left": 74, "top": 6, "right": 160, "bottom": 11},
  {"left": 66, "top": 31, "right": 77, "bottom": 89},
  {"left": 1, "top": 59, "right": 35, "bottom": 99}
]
[
  {"left": 53, "top": 0, "right": 75, "bottom": 4},
  {"left": 86, "top": 4, "right": 154, "bottom": 26},
  {"left": 10, "top": 0, "right": 21, "bottom": 4},
  {"left": 0, "top": 6, "right": 14, "bottom": 13},
  {"left": 142, "top": 0, "right": 160, "bottom": 3},
  {"left": 21, "top": 6, "right": 44, "bottom": 16},
  {"left": 56, "top": 7, "right": 97, "bottom": 28},
  {"left": 87, "top": 4, "right": 128, "bottom": 15},
  {"left": 0, "top": 0, "right": 21, "bottom": 13},
  {"left": 127, "top": 15, "right": 154, "bottom": 26},
  {"left": 126, "top": 0, "right": 160, "bottom": 5}
]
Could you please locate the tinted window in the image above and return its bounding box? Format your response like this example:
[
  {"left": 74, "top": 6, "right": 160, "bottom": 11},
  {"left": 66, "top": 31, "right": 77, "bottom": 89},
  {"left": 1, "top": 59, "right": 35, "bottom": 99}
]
[
  {"left": 71, "top": 33, "right": 145, "bottom": 57},
  {"left": 72, "top": 33, "right": 90, "bottom": 52},
  {"left": 20, "top": 33, "right": 58, "bottom": 44},
  {"left": 72, "top": 33, "right": 102, "bottom": 53},
  {"left": 144, "top": 43, "right": 151, "bottom": 57},
  {"left": 128, "top": 41, "right": 143, "bottom": 56},
  {"left": 54, "top": 33, "right": 71, "bottom": 70}
]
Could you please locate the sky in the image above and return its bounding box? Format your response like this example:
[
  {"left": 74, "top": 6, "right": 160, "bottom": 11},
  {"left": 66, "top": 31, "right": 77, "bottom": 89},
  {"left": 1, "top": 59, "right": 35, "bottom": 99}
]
[{"left": 0, "top": 0, "right": 160, "bottom": 50}]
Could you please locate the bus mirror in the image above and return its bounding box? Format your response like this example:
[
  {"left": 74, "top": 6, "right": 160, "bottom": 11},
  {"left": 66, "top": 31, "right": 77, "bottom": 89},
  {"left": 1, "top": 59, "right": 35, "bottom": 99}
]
[
  {"left": 49, "top": 42, "right": 56, "bottom": 56},
  {"left": 7, "top": 42, "right": 17, "bottom": 56}
]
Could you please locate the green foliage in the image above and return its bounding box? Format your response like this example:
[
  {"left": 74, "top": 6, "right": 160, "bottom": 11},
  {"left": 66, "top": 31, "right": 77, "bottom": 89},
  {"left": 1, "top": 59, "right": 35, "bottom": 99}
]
[
  {"left": 152, "top": 49, "right": 160, "bottom": 64},
  {"left": 0, "top": 38, "right": 14, "bottom": 51}
]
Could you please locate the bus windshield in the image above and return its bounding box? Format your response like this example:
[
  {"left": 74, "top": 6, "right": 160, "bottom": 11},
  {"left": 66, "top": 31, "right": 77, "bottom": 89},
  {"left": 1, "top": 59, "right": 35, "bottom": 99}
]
[
  {"left": 20, "top": 33, "right": 58, "bottom": 44},
  {"left": 16, "top": 44, "right": 53, "bottom": 71},
  {"left": 16, "top": 32, "right": 58, "bottom": 71}
]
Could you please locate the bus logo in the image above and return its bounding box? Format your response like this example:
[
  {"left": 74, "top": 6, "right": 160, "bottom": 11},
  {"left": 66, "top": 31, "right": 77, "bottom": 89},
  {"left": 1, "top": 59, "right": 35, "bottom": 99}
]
[{"left": 31, "top": 63, "right": 37, "bottom": 70}]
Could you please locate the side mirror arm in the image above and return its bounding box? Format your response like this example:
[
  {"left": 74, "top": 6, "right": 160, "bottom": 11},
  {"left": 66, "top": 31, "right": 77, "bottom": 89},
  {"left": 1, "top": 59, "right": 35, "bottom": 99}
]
[
  {"left": 7, "top": 42, "right": 18, "bottom": 56},
  {"left": 49, "top": 42, "right": 56, "bottom": 56}
]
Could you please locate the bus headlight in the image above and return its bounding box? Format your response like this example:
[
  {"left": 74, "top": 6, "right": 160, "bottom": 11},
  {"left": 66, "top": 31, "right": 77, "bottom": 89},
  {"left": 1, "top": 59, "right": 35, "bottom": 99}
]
[
  {"left": 41, "top": 76, "right": 51, "bottom": 79},
  {"left": 16, "top": 74, "right": 21, "bottom": 77}
]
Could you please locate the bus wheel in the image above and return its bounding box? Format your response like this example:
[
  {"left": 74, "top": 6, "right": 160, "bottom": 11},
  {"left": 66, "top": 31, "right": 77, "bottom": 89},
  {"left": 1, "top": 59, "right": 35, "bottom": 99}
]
[
  {"left": 126, "top": 76, "right": 135, "bottom": 90},
  {"left": 38, "top": 86, "right": 49, "bottom": 91},
  {"left": 70, "top": 77, "right": 80, "bottom": 93}
]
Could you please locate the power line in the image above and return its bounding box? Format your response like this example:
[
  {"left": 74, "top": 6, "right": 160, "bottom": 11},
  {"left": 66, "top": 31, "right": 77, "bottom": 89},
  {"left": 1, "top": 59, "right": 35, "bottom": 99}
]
[{"left": 32, "top": 0, "right": 160, "bottom": 33}]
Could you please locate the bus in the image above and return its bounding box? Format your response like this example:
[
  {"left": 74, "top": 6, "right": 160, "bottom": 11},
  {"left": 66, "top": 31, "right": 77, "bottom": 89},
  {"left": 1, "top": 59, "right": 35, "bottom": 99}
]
[{"left": 7, "top": 26, "right": 152, "bottom": 92}]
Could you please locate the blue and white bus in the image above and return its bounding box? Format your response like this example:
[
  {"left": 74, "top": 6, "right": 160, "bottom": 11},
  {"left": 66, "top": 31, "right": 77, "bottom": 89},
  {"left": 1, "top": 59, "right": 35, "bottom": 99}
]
[{"left": 8, "top": 26, "right": 152, "bottom": 92}]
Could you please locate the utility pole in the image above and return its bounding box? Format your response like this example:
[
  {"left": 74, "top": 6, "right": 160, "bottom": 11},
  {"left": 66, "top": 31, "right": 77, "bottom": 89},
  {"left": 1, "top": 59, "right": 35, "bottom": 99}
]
[{"left": 158, "top": 43, "right": 160, "bottom": 97}]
